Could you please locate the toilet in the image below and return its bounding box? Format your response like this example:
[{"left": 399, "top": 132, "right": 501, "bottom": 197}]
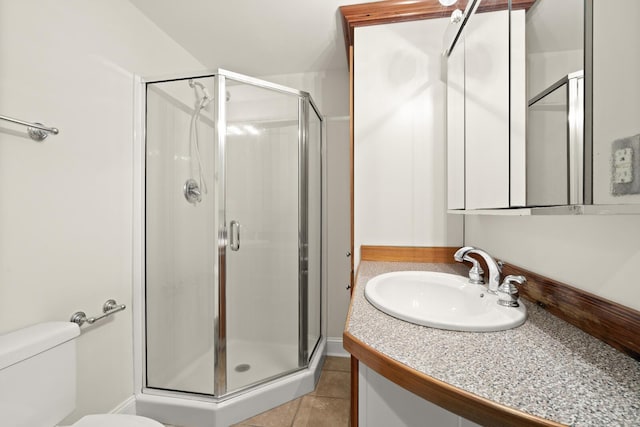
[{"left": 0, "top": 322, "right": 163, "bottom": 427}]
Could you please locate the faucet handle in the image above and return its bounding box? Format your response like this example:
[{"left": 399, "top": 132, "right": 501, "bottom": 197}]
[
  {"left": 497, "top": 275, "right": 526, "bottom": 307},
  {"left": 462, "top": 255, "right": 485, "bottom": 285}
]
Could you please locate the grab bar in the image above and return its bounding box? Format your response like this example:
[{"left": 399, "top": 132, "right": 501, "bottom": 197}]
[
  {"left": 70, "top": 299, "right": 126, "bottom": 327},
  {"left": 0, "top": 114, "right": 59, "bottom": 141}
]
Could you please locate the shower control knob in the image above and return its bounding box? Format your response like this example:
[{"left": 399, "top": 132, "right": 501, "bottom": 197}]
[{"left": 184, "top": 179, "right": 202, "bottom": 205}]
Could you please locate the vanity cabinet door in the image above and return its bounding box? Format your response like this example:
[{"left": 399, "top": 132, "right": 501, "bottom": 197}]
[
  {"left": 358, "top": 363, "right": 481, "bottom": 427},
  {"left": 464, "top": 10, "right": 511, "bottom": 209}
]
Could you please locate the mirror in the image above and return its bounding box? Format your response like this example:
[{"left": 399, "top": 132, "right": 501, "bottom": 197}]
[
  {"left": 446, "top": 0, "right": 640, "bottom": 211},
  {"left": 525, "top": 0, "right": 584, "bottom": 206}
]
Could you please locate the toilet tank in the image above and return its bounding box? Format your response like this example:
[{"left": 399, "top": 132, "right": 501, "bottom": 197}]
[{"left": 0, "top": 322, "right": 80, "bottom": 427}]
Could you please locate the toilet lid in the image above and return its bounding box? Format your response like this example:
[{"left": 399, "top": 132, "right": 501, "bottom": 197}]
[{"left": 72, "top": 414, "right": 164, "bottom": 427}]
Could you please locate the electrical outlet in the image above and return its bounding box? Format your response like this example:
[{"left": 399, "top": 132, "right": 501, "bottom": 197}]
[
  {"left": 614, "top": 148, "right": 633, "bottom": 184},
  {"left": 614, "top": 166, "right": 633, "bottom": 184},
  {"left": 614, "top": 148, "right": 633, "bottom": 166},
  {"left": 611, "top": 135, "right": 640, "bottom": 196}
]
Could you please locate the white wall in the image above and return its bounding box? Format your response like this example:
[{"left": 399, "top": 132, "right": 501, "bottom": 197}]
[
  {"left": 465, "top": 215, "right": 640, "bottom": 311},
  {"left": 354, "top": 19, "right": 464, "bottom": 269},
  {"left": 324, "top": 117, "right": 352, "bottom": 345},
  {"left": 0, "top": 0, "right": 204, "bottom": 422},
  {"left": 592, "top": 0, "right": 640, "bottom": 204},
  {"left": 263, "top": 70, "right": 352, "bottom": 343},
  {"left": 262, "top": 70, "right": 350, "bottom": 119}
]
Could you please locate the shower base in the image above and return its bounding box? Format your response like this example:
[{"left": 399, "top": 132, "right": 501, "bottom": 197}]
[
  {"left": 228, "top": 339, "right": 300, "bottom": 391},
  {"left": 136, "top": 338, "right": 325, "bottom": 427},
  {"left": 164, "top": 339, "right": 300, "bottom": 394}
]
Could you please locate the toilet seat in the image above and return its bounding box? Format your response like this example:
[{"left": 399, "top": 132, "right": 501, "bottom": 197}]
[{"left": 71, "top": 414, "right": 164, "bottom": 427}]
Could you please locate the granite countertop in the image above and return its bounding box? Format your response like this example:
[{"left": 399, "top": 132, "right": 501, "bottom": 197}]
[{"left": 347, "top": 261, "right": 640, "bottom": 427}]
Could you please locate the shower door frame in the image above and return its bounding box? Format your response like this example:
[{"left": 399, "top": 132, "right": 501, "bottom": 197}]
[{"left": 138, "top": 69, "right": 324, "bottom": 401}]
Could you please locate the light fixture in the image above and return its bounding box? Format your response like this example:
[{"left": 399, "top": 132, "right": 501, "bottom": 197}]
[
  {"left": 451, "top": 9, "right": 463, "bottom": 23},
  {"left": 439, "top": 0, "right": 457, "bottom": 6}
]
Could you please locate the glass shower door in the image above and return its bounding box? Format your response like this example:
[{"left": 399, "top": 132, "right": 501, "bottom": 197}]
[{"left": 218, "top": 73, "right": 303, "bottom": 394}]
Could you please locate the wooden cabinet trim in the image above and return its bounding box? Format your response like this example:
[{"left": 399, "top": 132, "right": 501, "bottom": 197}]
[
  {"left": 339, "top": 0, "right": 536, "bottom": 64},
  {"left": 360, "top": 245, "right": 459, "bottom": 263}
]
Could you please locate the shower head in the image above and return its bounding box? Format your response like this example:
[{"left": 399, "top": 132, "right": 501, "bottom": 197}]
[{"left": 188, "top": 79, "right": 212, "bottom": 108}]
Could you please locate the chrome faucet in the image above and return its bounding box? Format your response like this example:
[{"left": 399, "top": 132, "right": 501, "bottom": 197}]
[{"left": 454, "top": 246, "right": 502, "bottom": 294}]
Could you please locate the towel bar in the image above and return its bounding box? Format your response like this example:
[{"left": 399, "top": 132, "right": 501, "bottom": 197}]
[{"left": 70, "top": 299, "right": 126, "bottom": 327}]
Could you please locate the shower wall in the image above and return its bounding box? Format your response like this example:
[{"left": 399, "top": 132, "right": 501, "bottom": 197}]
[{"left": 146, "top": 81, "right": 216, "bottom": 394}]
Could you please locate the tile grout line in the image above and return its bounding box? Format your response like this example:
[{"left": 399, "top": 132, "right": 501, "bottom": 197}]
[{"left": 290, "top": 396, "right": 304, "bottom": 427}]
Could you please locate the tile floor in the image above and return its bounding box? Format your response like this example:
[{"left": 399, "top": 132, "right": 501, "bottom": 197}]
[
  {"left": 232, "top": 356, "right": 351, "bottom": 427},
  {"left": 163, "top": 356, "right": 351, "bottom": 427}
]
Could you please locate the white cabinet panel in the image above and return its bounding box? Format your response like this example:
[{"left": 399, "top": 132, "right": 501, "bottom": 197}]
[
  {"left": 448, "top": 9, "right": 525, "bottom": 210},
  {"left": 510, "top": 10, "right": 527, "bottom": 207},
  {"left": 358, "top": 363, "right": 481, "bottom": 427},
  {"left": 447, "top": 38, "right": 466, "bottom": 210},
  {"left": 464, "top": 10, "right": 510, "bottom": 209}
]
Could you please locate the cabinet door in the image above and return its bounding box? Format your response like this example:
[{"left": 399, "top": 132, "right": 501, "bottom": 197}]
[
  {"left": 510, "top": 9, "right": 527, "bottom": 207},
  {"left": 447, "top": 38, "right": 465, "bottom": 210},
  {"left": 358, "top": 363, "right": 482, "bottom": 427},
  {"left": 464, "top": 10, "right": 510, "bottom": 209}
]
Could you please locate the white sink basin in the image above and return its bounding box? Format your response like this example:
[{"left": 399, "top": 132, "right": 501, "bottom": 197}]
[{"left": 364, "top": 271, "right": 527, "bottom": 332}]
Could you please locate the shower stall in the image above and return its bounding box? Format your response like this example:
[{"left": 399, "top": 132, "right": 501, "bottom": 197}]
[{"left": 139, "top": 70, "right": 323, "bottom": 424}]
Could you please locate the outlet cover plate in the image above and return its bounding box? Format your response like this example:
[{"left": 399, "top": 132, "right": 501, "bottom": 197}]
[{"left": 611, "top": 135, "right": 640, "bottom": 195}]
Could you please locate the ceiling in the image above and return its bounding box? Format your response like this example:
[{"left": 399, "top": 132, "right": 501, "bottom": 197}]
[{"left": 129, "top": 0, "right": 372, "bottom": 76}]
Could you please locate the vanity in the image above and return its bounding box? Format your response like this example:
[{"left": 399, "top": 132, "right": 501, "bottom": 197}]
[
  {"left": 345, "top": 260, "right": 640, "bottom": 426},
  {"left": 339, "top": 0, "right": 640, "bottom": 425}
]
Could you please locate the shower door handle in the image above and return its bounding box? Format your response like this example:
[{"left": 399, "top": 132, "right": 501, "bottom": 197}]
[{"left": 230, "top": 220, "right": 240, "bottom": 251}]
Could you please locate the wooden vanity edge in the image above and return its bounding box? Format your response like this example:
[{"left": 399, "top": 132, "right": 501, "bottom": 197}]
[{"left": 343, "top": 329, "right": 563, "bottom": 427}]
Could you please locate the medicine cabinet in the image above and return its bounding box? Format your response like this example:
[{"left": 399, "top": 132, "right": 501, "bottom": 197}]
[{"left": 446, "top": 0, "right": 640, "bottom": 215}]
